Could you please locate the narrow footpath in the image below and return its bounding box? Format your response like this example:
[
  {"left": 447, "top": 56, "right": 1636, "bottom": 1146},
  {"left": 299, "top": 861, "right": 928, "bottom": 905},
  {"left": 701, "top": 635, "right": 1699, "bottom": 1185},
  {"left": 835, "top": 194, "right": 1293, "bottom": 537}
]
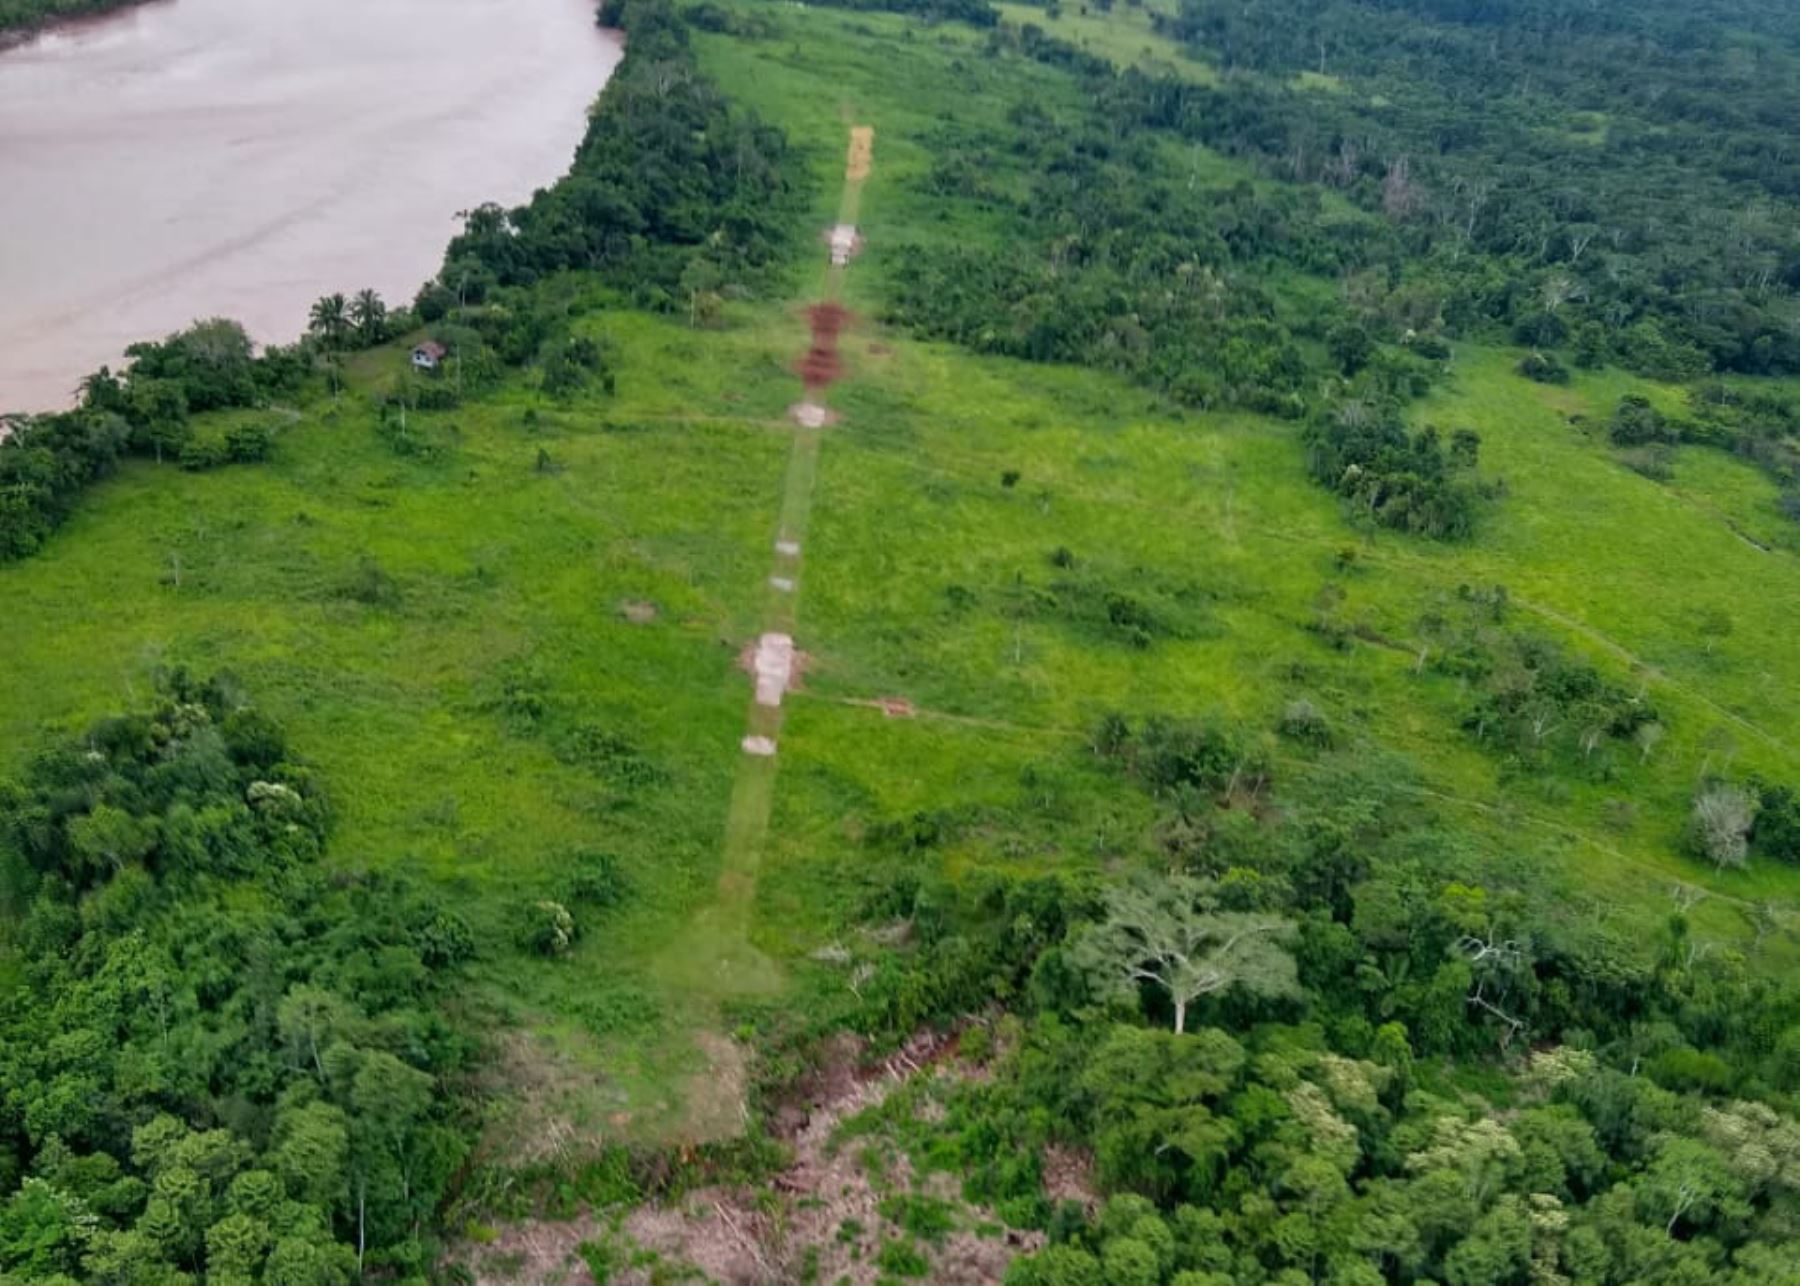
[{"left": 662, "top": 125, "right": 874, "bottom": 998}]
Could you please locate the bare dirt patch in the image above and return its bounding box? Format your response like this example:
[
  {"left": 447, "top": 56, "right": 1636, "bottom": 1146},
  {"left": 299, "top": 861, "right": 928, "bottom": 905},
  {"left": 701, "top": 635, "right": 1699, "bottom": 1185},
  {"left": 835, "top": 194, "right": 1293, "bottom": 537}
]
[
  {"left": 1042, "top": 1143, "right": 1099, "bottom": 1210},
  {"left": 737, "top": 634, "right": 810, "bottom": 706},
  {"left": 452, "top": 1034, "right": 1040, "bottom": 1285},
  {"left": 795, "top": 302, "right": 852, "bottom": 391},
  {"left": 605, "top": 1033, "right": 1040, "bottom": 1285},
  {"left": 680, "top": 1031, "right": 752, "bottom": 1144},
  {"left": 619, "top": 599, "right": 658, "bottom": 624},
  {"left": 788, "top": 400, "right": 838, "bottom": 428},
  {"left": 462, "top": 1214, "right": 604, "bottom": 1285},
  {"left": 479, "top": 1029, "right": 633, "bottom": 1170},
  {"left": 619, "top": 1190, "right": 771, "bottom": 1284}
]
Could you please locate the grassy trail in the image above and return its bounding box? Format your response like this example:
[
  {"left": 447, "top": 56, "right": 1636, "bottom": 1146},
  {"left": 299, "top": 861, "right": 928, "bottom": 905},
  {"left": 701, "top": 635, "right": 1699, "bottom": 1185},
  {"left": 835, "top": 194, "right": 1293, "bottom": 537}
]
[{"left": 657, "top": 125, "right": 873, "bottom": 999}]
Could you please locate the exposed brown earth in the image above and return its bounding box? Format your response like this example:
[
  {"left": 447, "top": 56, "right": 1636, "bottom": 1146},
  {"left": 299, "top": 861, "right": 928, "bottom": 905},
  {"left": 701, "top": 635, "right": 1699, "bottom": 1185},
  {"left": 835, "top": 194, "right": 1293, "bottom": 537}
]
[
  {"left": 613, "top": 1032, "right": 1040, "bottom": 1285},
  {"left": 795, "top": 302, "right": 853, "bottom": 390}
]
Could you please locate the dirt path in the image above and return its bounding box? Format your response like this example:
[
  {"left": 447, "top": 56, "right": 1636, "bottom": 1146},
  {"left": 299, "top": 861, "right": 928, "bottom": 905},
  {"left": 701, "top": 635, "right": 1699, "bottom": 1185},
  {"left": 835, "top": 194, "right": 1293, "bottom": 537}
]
[{"left": 658, "top": 126, "right": 875, "bottom": 1000}]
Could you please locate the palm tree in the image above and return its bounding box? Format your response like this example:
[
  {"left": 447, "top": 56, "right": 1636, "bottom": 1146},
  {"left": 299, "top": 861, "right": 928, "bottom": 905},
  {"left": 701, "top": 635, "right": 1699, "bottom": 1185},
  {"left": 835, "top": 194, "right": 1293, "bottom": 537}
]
[
  {"left": 77, "top": 365, "right": 125, "bottom": 412},
  {"left": 308, "top": 293, "right": 350, "bottom": 350},
  {"left": 348, "top": 289, "right": 388, "bottom": 346}
]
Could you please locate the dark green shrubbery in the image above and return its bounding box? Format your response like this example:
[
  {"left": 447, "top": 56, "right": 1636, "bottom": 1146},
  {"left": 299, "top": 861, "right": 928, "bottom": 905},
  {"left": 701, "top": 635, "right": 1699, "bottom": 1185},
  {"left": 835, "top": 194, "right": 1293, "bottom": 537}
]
[
  {"left": 1517, "top": 349, "right": 1570, "bottom": 384},
  {"left": 0, "top": 318, "right": 307, "bottom": 561},
  {"left": 425, "top": 0, "right": 802, "bottom": 314},
  {"left": 0, "top": 675, "right": 475, "bottom": 1279},
  {"left": 1305, "top": 407, "right": 1481, "bottom": 539}
]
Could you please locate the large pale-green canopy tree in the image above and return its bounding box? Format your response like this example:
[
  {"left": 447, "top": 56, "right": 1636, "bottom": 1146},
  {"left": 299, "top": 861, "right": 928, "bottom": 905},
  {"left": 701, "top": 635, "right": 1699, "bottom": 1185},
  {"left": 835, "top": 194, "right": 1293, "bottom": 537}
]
[{"left": 1074, "top": 875, "right": 1299, "bottom": 1033}]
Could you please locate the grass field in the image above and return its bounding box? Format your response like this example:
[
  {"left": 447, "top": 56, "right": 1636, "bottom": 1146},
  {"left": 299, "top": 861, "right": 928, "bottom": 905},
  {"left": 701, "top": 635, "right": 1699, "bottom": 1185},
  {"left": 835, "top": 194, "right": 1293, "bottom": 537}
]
[
  {"left": 994, "top": 0, "right": 1220, "bottom": 81},
  {"left": 4, "top": 0, "right": 1799, "bottom": 1172},
  {"left": 694, "top": 0, "right": 1800, "bottom": 953}
]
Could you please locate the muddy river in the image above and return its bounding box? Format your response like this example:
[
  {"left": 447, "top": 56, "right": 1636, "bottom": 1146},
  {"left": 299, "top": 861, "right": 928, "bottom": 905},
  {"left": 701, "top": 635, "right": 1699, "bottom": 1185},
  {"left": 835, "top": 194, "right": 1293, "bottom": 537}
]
[{"left": 0, "top": 0, "right": 622, "bottom": 411}]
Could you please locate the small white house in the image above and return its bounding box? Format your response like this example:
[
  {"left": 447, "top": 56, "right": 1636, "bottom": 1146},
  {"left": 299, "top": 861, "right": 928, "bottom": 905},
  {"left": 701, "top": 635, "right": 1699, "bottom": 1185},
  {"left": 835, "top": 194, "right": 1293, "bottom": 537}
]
[{"left": 411, "top": 341, "right": 447, "bottom": 372}]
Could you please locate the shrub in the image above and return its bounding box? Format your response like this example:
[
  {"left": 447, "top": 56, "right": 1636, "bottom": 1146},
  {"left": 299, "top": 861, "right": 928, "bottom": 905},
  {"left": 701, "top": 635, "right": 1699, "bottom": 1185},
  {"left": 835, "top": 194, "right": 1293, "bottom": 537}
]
[
  {"left": 520, "top": 900, "right": 577, "bottom": 956},
  {"left": 418, "top": 910, "right": 478, "bottom": 967},
  {"left": 564, "top": 852, "right": 631, "bottom": 907},
  {"left": 1609, "top": 395, "right": 1675, "bottom": 446},
  {"left": 1751, "top": 783, "right": 1800, "bottom": 864},
  {"left": 1688, "top": 783, "right": 1758, "bottom": 870},
  {"left": 875, "top": 1238, "right": 930, "bottom": 1277},
  {"left": 177, "top": 435, "right": 230, "bottom": 471},
  {"left": 1518, "top": 350, "right": 1569, "bottom": 384},
  {"left": 225, "top": 421, "right": 275, "bottom": 463},
  {"left": 1277, "top": 698, "right": 1334, "bottom": 748}
]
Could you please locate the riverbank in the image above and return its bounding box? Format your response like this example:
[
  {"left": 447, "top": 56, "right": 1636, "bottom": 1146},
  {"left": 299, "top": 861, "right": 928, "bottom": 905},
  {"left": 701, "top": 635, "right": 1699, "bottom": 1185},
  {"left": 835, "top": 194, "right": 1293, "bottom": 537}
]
[
  {"left": 0, "top": 0, "right": 149, "bottom": 49},
  {"left": 0, "top": 0, "right": 621, "bottom": 412}
]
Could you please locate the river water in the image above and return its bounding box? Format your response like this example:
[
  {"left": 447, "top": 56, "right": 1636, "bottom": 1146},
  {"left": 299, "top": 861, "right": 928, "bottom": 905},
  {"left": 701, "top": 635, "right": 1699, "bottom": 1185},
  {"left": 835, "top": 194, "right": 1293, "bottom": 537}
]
[{"left": 0, "top": 0, "right": 622, "bottom": 412}]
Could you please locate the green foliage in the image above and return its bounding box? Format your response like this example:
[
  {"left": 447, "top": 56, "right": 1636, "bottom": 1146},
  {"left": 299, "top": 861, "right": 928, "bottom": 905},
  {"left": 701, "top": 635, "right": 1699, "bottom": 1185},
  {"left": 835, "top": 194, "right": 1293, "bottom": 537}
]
[
  {"left": 1425, "top": 589, "right": 1659, "bottom": 773},
  {"left": 0, "top": 679, "right": 471, "bottom": 1278},
  {"left": 1117, "top": 0, "right": 1800, "bottom": 383},
  {"left": 875, "top": 1235, "right": 931, "bottom": 1276},
  {"left": 519, "top": 899, "right": 579, "bottom": 957},
  {"left": 0, "top": 317, "right": 306, "bottom": 561},
  {"left": 1071, "top": 875, "right": 1299, "bottom": 1032},
  {"left": 1752, "top": 782, "right": 1800, "bottom": 865},
  {"left": 0, "top": 409, "right": 130, "bottom": 560},
  {"left": 427, "top": 0, "right": 803, "bottom": 313},
  {"left": 1305, "top": 408, "right": 1482, "bottom": 539},
  {"left": 1517, "top": 350, "right": 1569, "bottom": 385},
  {"left": 0, "top": 0, "right": 136, "bottom": 31}
]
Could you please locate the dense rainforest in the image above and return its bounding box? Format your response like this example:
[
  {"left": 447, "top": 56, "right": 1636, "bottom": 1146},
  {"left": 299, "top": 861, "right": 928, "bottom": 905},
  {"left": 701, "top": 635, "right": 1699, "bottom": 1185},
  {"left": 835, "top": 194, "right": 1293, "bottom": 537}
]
[{"left": 0, "top": 676, "right": 474, "bottom": 1279}]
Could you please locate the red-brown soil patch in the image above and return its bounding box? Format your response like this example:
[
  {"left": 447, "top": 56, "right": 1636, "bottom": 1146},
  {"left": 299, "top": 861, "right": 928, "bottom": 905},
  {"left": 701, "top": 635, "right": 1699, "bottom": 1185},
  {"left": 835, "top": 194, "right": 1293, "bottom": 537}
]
[{"left": 795, "top": 302, "right": 853, "bottom": 390}]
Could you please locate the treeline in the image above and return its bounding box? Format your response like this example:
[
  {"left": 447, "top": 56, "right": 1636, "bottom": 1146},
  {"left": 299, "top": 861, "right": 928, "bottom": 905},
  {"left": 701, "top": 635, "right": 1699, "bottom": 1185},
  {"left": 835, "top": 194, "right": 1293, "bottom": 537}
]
[
  {"left": 0, "top": 675, "right": 477, "bottom": 1279},
  {"left": 818, "top": 0, "right": 1800, "bottom": 534},
  {"left": 834, "top": 13, "right": 1495, "bottom": 537},
  {"left": 886, "top": 160, "right": 1334, "bottom": 417},
  {"left": 814, "top": 711, "right": 1800, "bottom": 1283},
  {"left": 0, "top": 0, "right": 137, "bottom": 34},
  {"left": 0, "top": 320, "right": 303, "bottom": 561},
  {"left": 1121, "top": 0, "right": 1800, "bottom": 381},
  {"left": 421, "top": 0, "right": 800, "bottom": 319},
  {"left": 1599, "top": 388, "right": 1800, "bottom": 519},
  {"left": 881, "top": 81, "right": 1412, "bottom": 419}
]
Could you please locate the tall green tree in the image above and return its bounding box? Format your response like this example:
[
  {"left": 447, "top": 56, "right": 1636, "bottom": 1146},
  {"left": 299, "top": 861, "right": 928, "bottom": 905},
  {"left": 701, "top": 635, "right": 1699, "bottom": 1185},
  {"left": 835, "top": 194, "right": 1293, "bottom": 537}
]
[{"left": 1074, "top": 876, "right": 1299, "bottom": 1032}]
